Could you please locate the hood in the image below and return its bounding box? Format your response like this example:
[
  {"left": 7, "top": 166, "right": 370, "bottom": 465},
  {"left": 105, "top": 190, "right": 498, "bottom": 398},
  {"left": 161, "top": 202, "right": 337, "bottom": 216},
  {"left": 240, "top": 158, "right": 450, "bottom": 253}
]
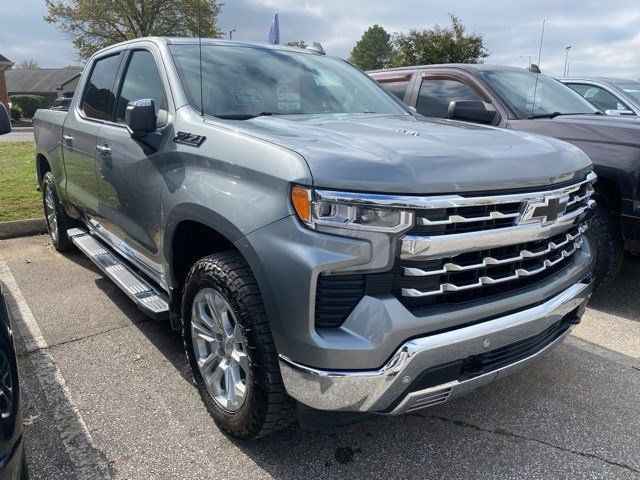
[
  {"left": 509, "top": 114, "right": 640, "bottom": 150},
  {"left": 211, "top": 114, "right": 592, "bottom": 194}
]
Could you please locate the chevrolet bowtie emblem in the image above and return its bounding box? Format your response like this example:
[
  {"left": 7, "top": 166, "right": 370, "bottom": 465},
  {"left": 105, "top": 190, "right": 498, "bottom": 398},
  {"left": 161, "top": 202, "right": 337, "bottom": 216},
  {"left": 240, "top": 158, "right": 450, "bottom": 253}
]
[{"left": 520, "top": 195, "right": 569, "bottom": 224}]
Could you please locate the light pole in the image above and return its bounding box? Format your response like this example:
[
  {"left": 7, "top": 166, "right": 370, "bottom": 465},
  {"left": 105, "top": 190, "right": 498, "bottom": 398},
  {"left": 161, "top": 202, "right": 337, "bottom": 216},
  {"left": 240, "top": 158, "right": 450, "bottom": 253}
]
[
  {"left": 563, "top": 45, "right": 572, "bottom": 77},
  {"left": 519, "top": 55, "right": 532, "bottom": 68},
  {"left": 229, "top": 28, "right": 237, "bottom": 39}
]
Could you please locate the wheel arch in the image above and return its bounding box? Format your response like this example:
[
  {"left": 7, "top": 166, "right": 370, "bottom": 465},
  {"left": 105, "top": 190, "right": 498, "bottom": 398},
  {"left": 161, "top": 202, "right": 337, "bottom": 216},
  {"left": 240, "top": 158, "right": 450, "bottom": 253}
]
[
  {"left": 163, "top": 204, "right": 275, "bottom": 330},
  {"left": 36, "top": 152, "right": 51, "bottom": 189}
]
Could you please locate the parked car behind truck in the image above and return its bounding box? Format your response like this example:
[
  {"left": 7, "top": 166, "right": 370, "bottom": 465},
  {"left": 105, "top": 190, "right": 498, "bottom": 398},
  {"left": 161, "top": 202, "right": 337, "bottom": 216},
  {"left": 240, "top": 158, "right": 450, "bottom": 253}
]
[
  {"left": 34, "top": 38, "right": 595, "bottom": 438},
  {"left": 370, "top": 64, "right": 640, "bottom": 287},
  {"left": 561, "top": 77, "right": 640, "bottom": 116}
]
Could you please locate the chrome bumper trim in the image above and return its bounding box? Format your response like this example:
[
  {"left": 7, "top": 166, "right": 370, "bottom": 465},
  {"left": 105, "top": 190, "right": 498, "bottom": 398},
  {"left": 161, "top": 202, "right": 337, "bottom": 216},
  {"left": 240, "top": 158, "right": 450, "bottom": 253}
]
[{"left": 279, "top": 280, "right": 592, "bottom": 414}]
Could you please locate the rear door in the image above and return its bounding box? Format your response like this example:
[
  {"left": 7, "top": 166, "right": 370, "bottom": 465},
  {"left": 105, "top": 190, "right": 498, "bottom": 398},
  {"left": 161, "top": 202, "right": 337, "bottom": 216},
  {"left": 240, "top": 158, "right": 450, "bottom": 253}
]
[
  {"left": 62, "top": 52, "right": 123, "bottom": 214},
  {"left": 92, "top": 47, "right": 171, "bottom": 287}
]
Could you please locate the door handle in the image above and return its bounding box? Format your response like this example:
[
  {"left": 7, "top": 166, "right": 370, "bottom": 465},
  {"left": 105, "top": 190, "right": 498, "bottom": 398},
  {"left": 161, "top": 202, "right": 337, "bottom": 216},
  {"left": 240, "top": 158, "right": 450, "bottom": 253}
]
[
  {"left": 96, "top": 144, "right": 112, "bottom": 156},
  {"left": 62, "top": 134, "right": 74, "bottom": 143}
]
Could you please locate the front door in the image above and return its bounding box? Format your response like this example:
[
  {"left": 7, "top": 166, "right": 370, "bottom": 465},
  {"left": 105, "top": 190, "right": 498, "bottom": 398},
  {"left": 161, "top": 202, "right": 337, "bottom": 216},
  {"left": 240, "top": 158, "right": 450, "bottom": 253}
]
[{"left": 93, "top": 48, "right": 170, "bottom": 287}]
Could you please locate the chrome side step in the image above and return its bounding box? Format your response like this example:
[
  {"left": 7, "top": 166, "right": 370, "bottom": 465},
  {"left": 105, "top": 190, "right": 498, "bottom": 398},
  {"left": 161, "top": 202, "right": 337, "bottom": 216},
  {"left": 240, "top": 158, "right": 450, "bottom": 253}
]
[{"left": 67, "top": 228, "right": 169, "bottom": 320}]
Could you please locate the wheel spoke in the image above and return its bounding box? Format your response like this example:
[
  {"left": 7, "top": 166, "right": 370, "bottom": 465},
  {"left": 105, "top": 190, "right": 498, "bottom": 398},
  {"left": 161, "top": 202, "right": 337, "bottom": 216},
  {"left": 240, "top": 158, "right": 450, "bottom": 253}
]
[
  {"left": 224, "top": 366, "right": 236, "bottom": 405},
  {"left": 191, "top": 320, "right": 216, "bottom": 343},
  {"left": 197, "top": 352, "right": 218, "bottom": 374},
  {"left": 207, "top": 358, "right": 227, "bottom": 397},
  {"left": 231, "top": 323, "right": 243, "bottom": 344},
  {"left": 231, "top": 350, "right": 248, "bottom": 373}
]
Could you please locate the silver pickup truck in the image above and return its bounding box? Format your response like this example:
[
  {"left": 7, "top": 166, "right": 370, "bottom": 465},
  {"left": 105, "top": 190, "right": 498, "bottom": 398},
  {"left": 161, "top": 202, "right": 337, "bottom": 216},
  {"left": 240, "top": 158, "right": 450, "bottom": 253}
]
[{"left": 34, "top": 37, "right": 595, "bottom": 438}]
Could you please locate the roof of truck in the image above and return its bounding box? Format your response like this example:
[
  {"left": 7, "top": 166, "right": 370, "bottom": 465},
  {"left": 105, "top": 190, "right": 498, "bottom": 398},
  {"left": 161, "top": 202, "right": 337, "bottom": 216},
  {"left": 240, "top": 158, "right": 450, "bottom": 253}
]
[
  {"left": 368, "top": 63, "right": 528, "bottom": 74},
  {"left": 93, "top": 36, "right": 318, "bottom": 57}
]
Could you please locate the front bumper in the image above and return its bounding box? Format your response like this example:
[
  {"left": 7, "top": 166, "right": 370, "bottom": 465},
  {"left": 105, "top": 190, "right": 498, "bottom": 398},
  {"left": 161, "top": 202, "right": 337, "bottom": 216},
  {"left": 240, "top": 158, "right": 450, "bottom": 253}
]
[{"left": 279, "top": 279, "right": 592, "bottom": 414}]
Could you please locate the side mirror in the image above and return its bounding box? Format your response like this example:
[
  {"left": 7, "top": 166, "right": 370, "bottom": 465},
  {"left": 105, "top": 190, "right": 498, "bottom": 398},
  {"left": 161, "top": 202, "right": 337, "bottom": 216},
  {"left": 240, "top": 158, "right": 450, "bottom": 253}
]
[
  {"left": 0, "top": 102, "right": 11, "bottom": 135},
  {"left": 604, "top": 109, "right": 635, "bottom": 116},
  {"left": 125, "top": 98, "right": 160, "bottom": 151},
  {"left": 447, "top": 100, "right": 498, "bottom": 124}
]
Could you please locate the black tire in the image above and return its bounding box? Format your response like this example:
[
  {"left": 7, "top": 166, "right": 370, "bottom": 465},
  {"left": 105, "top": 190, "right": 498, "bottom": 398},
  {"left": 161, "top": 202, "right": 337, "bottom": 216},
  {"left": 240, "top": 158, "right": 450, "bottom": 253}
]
[
  {"left": 42, "top": 172, "right": 74, "bottom": 252},
  {"left": 182, "top": 251, "right": 296, "bottom": 439},
  {"left": 586, "top": 201, "right": 624, "bottom": 289}
]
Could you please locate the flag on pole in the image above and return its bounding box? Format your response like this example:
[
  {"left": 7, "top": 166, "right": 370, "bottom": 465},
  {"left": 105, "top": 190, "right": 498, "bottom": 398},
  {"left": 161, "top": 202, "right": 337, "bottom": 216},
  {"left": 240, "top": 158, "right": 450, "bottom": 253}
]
[{"left": 268, "top": 13, "right": 280, "bottom": 44}]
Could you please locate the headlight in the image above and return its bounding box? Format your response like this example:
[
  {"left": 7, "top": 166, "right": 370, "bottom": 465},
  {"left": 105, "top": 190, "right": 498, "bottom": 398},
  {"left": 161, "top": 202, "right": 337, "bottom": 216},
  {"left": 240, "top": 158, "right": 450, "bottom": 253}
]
[{"left": 291, "top": 185, "right": 414, "bottom": 272}]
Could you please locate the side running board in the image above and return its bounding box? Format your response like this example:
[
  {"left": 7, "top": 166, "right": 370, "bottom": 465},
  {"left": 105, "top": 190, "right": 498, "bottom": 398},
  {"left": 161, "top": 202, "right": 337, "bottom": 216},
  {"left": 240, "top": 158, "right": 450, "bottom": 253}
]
[{"left": 67, "top": 228, "right": 169, "bottom": 320}]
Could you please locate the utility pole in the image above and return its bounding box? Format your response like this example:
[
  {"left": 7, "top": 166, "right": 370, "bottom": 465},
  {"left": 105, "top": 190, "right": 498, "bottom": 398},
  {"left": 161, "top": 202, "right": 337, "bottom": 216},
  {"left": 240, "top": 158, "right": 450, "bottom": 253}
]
[
  {"left": 229, "top": 28, "right": 237, "bottom": 39},
  {"left": 564, "top": 45, "right": 572, "bottom": 77},
  {"left": 519, "top": 55, "right": 532, "bottom": 68}
]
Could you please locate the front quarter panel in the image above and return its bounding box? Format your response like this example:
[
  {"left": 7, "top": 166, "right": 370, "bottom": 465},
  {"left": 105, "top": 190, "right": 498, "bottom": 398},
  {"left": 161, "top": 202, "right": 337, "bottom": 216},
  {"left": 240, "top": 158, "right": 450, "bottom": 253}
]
[{"left": 161, "top": 107, "right": 313, "bottom": 282}]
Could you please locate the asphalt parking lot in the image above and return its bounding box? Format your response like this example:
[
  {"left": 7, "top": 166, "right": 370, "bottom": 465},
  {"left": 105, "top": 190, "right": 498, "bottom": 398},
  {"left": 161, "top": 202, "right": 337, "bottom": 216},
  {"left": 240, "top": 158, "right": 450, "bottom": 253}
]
[{"left": 0, "top": 234, "right": 638, "bottom": 479}]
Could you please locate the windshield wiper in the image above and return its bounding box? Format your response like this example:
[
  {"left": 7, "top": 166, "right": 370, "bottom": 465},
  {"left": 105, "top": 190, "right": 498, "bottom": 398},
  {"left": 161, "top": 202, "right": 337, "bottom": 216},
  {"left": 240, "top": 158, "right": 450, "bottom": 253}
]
[
  {"left": 528, "top": 111, "right": 603, "bottom": 119},
  {"left": 528, "top": 111, "right": 562, "bottom": 119},
  {"left": 216, "top": 112, "right": 283, "bottom": 120}
]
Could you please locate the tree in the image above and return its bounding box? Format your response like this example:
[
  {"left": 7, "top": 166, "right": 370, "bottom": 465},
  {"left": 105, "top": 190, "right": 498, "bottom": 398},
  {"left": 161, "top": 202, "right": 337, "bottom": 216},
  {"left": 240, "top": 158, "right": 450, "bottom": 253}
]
[
  {"left": 16, "top": 59, "right": 40, "bottom": 69},
  {"left": 349, "top": 25, "right": 393, "bottom": 70},
  {"left": 285, "top": 41, "right": 308, "bottom": 49},
  {"left": 44, "top": 0, "right": 223, "bottom": 59},
  {"left": 389, "top": 14, "right": 488, "bottom": 68}
]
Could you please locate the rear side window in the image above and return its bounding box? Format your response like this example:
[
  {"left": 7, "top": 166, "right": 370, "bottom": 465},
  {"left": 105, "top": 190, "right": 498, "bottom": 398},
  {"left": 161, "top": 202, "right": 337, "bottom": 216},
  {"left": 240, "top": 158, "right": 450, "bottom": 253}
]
[
  {"left": 114, "top": 50, "right": 167, "bottom": 123},
  {"left": 566, "top": 83, "right": 631, "bottom": 112},
  {"left": 81, "top": 54, "right": 122, "bottom": 120},
  {"left": 384, "top": 81, "right": 409, "bottom": 100},
  {"left": 416, "top": 78, "right": 484, "bottom": 118}
]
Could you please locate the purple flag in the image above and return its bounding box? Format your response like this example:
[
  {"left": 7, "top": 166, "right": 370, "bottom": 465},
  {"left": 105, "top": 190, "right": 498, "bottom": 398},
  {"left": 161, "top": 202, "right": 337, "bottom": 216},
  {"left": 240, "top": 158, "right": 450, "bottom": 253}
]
[{"left": 268, "top": 13, "right": 280, "bottom": 44}]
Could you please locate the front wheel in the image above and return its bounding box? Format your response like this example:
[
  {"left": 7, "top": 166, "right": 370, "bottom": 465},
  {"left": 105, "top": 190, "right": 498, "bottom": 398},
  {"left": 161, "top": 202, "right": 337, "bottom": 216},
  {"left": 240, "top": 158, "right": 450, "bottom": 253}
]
[
  {"left": 586, "top": 202, "right": 624, "bottom": 289},
  {"left": 182, "top": 251, "right": 296, "bottom": 439}
]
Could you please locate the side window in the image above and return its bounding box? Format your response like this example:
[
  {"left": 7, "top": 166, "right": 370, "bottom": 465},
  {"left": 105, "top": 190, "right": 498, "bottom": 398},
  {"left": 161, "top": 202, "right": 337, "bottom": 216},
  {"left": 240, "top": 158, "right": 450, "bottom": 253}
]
[
  {"left": 384, "top": 81, "right": 409, "bottom": 101},
  {"left": 567, "top": 83, "right": 629, "bottom": 112},
  {"left": 114, "top": 50, "right": 168, "bottom": 125},
  {"left": 82, "top": 54, "right": 122, "bottom": 120},
  {"left": 416, "top": 78, "right": 484, "bottom": 118}
]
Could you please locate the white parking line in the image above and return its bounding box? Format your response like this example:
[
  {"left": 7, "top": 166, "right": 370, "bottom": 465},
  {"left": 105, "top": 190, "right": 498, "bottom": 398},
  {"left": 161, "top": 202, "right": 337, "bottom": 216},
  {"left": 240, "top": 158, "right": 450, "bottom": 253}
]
[{"left": 0, "top": 257, "right": 112, "bottom": 480}]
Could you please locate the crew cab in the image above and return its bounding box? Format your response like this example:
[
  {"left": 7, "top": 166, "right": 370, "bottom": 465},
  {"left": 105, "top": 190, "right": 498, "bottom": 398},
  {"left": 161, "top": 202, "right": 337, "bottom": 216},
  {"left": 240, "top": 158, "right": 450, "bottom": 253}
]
[
  {"left": 34, "top": 38, "right": 595, "bottom": 438},
  {"left": 370, "top": 64, "right": 640, "bottom": 286}
]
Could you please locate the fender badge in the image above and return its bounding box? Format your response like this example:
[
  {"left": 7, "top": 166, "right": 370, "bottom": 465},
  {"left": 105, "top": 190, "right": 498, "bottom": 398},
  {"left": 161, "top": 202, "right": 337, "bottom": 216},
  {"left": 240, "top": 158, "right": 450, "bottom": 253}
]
[{"left": 173, "top": 132, "right": 206, "bottom": 147}]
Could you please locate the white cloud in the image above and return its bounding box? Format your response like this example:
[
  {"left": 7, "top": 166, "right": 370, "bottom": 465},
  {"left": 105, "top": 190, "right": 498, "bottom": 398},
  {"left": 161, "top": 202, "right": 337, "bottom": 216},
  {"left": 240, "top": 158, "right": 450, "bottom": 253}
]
[{"left": 1, "top": 0, "right": 639, "bottom": 79}]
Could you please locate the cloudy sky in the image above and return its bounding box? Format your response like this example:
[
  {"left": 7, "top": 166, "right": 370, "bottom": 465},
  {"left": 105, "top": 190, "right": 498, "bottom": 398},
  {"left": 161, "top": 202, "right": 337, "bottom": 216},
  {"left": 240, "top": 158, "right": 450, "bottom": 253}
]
[{"left": 1, "top": 0, "right": 639, "bottom": 78}]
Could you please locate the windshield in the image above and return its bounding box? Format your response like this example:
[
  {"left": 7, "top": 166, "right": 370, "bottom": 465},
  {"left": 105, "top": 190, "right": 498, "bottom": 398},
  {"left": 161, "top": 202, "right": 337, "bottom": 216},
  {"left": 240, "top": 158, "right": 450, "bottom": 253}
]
[
  {"left": 481, "top": 70, "right": 598, "bottom": 118},
  {"left": 617, "top": 83, "right": 640, "bottom": 102},
  {"left": 170, "top": 44, "right": 408, "bottom": 118}
]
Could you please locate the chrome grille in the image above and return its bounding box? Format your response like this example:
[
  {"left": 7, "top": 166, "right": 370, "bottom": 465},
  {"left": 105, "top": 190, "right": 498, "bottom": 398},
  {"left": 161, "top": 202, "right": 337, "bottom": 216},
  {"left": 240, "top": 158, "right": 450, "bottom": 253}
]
[
  {"left": 410, "top": 174, "right": 595, "bottom": 237},
  {"left": 398, "top": 172, "right": 596, "bottom": 308}
]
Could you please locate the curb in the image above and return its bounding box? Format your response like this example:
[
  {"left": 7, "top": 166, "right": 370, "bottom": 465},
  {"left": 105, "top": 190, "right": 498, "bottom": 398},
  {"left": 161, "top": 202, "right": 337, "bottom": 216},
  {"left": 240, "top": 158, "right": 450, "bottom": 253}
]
[{"left": 0, "top": 218, "right": 47, "bottom": 239}]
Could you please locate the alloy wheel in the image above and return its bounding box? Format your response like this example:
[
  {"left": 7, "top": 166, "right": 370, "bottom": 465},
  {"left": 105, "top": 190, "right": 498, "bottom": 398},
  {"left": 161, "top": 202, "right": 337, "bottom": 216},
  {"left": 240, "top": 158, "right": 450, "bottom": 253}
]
[
  {"left": 190, "top": 287, "right": 249, "bottom": 412},
  {"left": 44, "top": 183, "right": 59, "bottom": 243}
]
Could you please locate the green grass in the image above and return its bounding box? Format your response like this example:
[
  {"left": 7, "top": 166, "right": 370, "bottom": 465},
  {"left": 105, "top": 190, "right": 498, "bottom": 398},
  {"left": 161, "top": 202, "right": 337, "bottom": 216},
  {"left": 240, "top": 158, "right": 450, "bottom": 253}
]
[{"left": 0, "top": 141, "right": 41, "bottom": 221}]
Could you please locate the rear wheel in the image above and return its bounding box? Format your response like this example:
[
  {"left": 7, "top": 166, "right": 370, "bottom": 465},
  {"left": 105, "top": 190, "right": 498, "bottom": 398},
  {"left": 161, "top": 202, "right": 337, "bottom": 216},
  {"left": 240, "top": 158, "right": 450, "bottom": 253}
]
[
  {"left": 182, "top": 251, "right": 296, "bottom": 438},
  {"left": 586, "top": 201, "right": 624, "bottom": 289},
  {"left": 42, "top": 172, "right": 73, "bottom": 252}
]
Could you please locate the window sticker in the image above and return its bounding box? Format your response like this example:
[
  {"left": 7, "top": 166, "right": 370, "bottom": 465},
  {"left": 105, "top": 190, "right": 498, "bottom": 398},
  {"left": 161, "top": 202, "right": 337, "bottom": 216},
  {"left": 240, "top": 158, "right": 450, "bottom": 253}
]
[
  {"left": 313, "top": 69, "right": 343, "bottom": 87},
  {"left": 232, "top": 90, "right": 264, "bottom": 105},
  {"left": 276, "top": 75, "right": 301, "bottom": 111}
]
